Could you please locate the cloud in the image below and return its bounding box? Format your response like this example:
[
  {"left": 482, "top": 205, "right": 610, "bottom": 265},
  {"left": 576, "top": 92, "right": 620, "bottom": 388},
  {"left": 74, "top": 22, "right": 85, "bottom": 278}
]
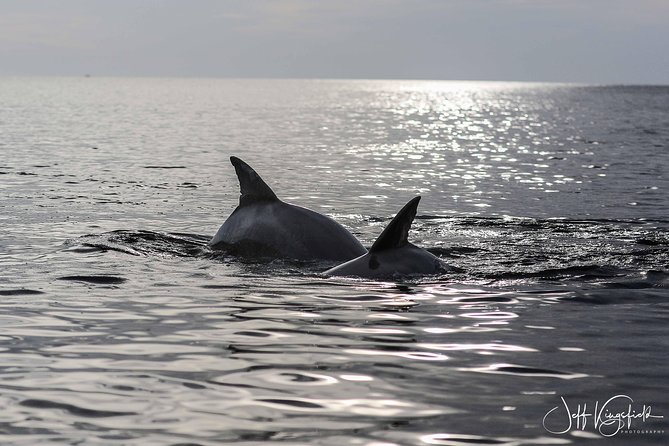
[{"left": 0, "top": 11, "right": 98, "bottom": 50}]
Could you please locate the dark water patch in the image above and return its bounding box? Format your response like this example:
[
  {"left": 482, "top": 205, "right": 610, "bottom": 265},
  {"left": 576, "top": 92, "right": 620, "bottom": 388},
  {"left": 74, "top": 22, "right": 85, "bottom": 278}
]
[
  {"left": 235, "top": 330, "right": 273, "bottom": 338},
  {"left": 142, "top": 165, "right": 187, "bottom": 169},
  {"left": 313, "top": 294, "right": 415, "bottom": 305},
  {"left": 20, "top": 399, "right": 135, "bottom": 417},
  {"left": 567, "top": 287, "right": 669, "bottom": 305},
  {"left": 637, "top": 237, "right": 669, "bottom": 246},
  {"left": 601, "top": 274, "right": 669, "bottom": 289},
  {"left": 519, "top": 288, "right": 571, "bottom": 294},
  {"left": 495, "top": 366, "right": 572, "bottom": 376},
  {"left": 420, "top": 433, "right": 510, "bottom": 445},
  {"left": 552, "top": 217, "right": 669, "bottom": 226},
  {"left": 415, "top": 214, "right": 451, "bottom": 220},
  {"left": 279, "top": 372, "right": 323, "bottom": 383},
  {"left": 452, "top": 296, "right": 516, "bottom": 304},
  {"left": 428, "top": 247, "right": 485, "bottom": 258},
  {"left": 0, "top": 289, "right": 45, "bottom": 296},
  {"left": 488, "top": 264, "right": 628, "bottom": 281},
  {"left": 108, "top": 384, "right": 138, "bottom": 392},
  {"left": 256, "top": 398, "right": 324, "bottom": 409},
  {"left": 93, "top": 199, "right": 126, "bottom": 205},
  {"left": 199, "top": 283, "right": 250, "bottom": 290},
  {"left": 57, "top": 275, "right": 127, "bottom": 285}
]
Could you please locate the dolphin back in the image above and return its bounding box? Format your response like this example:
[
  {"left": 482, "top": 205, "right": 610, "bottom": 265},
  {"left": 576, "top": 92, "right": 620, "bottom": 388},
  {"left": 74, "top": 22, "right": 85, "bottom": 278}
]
[{"left": 212, "top": 201, "right": 366, "bottom": 261}]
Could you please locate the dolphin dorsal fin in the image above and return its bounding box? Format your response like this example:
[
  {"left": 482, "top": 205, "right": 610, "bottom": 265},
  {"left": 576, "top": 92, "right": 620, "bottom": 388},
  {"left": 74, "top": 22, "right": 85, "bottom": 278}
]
[
  {"left": 370, "top": 196, "right": 421, "bottom": 252},
  {"left": 230, "top": 156, "right": 278, "bottom": 206}
]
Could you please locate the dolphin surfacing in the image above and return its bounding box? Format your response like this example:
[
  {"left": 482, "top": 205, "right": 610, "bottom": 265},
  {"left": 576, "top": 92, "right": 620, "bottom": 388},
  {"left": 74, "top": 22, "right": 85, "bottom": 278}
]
[
  {"left": 325, "top": 196, "right": 448, "bottom": 279},
  {"left": 210, "top": 156, "right": 367, "bottom": 262}
]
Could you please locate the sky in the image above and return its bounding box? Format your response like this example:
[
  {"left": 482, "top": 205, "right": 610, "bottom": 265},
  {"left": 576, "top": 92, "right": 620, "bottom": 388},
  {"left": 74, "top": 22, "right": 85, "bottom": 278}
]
[{"left": 0, "top": 0, "right": 668, "bottom": 84}]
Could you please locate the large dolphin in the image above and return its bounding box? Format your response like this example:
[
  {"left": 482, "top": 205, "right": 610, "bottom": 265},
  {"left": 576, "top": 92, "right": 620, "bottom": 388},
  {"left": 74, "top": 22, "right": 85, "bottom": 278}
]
[
  {"left": 210, "top": 156, "right": 367, "bottom": 262},
  {"left": 325, "top": 196, "right": 447, "bottom": 279}
]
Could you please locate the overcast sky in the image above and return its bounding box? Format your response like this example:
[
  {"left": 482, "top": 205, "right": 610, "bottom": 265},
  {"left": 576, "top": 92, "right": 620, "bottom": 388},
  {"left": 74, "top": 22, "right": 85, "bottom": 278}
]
[{"left": 1, "top": 0, "right": 667, "bottom": 83}]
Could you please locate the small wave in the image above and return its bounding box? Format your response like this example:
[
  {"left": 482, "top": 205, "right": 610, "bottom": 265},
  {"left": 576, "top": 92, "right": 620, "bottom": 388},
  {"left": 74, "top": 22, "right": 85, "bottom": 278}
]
[
  {"left": 67, "top": 242, "right": 143, "bottom": 256},
  {"left": 0, "top": 289, "right": 44, "bottom": 296},
  {"left": 637, "top": 237, "right": 669, "bottom": 246},
  {"left": 465, "top": 363, "right": 587, "bottom": 379},
  {"left": 69, "top": 230, "right": 210, "bottom": 258},
  {"left": 452, "top": 295, "right": 516, "bottom": 303},
  {"left": 489, "top": 264, "right": 628, "bottom": 281},
  {"left": 20, "top": 399, "right": 135, "bottom": 417},
  {"left": 57, "top": 275, "right": 127, "bottom": 285},
  {"left": 567, "top": 287, "right": 669, "bottom": 305},
  {"left": 428, "top": 246, "right": 484, "bottom": 258},
  {"left": 601, "top": 269, "right": 669, "bottom": 289},
  {"left": 420, "top": 433, "right": 510, "bottom": 445},
  {"left": 256, "top": 398, "right": 325, "bottom": 409}
]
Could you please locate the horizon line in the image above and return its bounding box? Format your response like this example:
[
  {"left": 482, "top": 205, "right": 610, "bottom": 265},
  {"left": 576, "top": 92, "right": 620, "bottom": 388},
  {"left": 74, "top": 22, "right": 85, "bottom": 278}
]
[{"left": 0, "top": 74, "right": 667, "bottom": 87}]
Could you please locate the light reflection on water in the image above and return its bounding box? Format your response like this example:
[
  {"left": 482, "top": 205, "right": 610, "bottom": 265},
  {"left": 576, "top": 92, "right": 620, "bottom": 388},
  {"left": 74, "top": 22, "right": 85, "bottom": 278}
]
[{"left": 1, "top": 78, "right": 668, "bottom": 444}]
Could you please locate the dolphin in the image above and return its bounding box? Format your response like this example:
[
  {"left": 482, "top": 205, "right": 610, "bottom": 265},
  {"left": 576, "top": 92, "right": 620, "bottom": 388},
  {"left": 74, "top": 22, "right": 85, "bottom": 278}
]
[
  {"left": 210, "top": 156, "right": 367, "bottom": 262},
  {"left": 325, "top": 196, "right": 448, "bottom": 279}
]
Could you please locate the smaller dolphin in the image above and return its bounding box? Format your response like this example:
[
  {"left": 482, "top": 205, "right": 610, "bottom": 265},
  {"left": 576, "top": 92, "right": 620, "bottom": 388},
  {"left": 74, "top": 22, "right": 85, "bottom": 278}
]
[
  {"left": 325, "top": 197, "right": 447, "bottom": 279},
  {"left": 210, "top": 156, "right": 367, "bottom": 262}
]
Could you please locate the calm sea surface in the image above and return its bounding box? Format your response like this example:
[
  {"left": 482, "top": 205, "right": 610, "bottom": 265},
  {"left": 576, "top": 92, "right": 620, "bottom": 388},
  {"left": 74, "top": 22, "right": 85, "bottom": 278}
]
[{"left": 1, "top": 77, "right": 668, "bottom": 445}]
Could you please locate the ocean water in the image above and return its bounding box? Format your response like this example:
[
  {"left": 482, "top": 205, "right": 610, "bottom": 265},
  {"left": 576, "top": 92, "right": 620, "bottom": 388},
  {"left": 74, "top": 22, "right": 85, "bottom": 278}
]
[{"left": 1, "top": 77, "right": 668, "bottom": 445}]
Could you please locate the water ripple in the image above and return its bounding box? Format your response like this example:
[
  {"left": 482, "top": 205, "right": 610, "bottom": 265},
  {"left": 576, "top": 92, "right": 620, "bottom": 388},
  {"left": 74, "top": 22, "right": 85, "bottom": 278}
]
[
  {"left": 463, "top": 363, "right": 589, "bottom": 379},
  {"left": 19, "top": 399, "right": 135, "bottom": 418},
  {"left": 2, "top": 79, "right": 668, "bottom": 444}
]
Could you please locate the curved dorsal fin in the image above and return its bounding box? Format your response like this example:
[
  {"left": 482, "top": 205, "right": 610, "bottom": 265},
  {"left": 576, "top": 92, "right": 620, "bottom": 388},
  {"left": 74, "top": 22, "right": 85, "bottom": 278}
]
[
  {"left": 230, "top": 156, "right": 278, "bottom": 206},
  {"left": 370, "top": 196, "right": 421, "bottom": 252}
]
